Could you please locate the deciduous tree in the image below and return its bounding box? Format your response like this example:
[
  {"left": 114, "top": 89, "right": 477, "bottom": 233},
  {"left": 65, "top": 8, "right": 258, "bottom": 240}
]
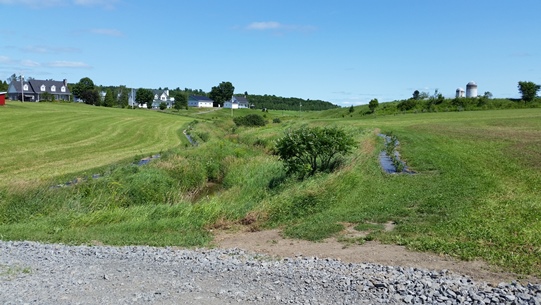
[
  {"left": 135, "top": 88, "right": 154, "bottom": 108},
  {"left": 368, "top": 98, "right": 379, "bottom": 113},
  {"left": 173, "top": 92, "right": 187, "bottom": 110},
  {"left": 73, "top": 77, "right": 99, "bottom": 105},
  {"left": 209, "top": 81, "right": 234, "bottom": 107},
  {"left": 518, "top": 81, "right": 540, "bottom": 102}
]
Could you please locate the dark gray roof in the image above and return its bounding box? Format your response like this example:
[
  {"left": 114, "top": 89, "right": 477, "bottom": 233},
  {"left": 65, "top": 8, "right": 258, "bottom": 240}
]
[
  {"left": 234, "top": 95, "right": 249, "bottom": 103},
  {"left": 10, "top": 79, "right": 71, "bottom": 95},
  {"left": 189, "top": 95, "right": 213, "bottom": 101}
]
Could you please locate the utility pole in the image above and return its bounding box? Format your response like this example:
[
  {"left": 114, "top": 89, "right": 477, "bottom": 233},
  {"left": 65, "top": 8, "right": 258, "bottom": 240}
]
[{"left": 20, "top": 73, "right": 24, "bottom": 102}]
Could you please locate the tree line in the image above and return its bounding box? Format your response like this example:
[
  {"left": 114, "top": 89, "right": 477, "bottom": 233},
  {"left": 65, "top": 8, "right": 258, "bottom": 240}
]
[{"left": 245, "top": 94, "right": 339, "bottom": 111}]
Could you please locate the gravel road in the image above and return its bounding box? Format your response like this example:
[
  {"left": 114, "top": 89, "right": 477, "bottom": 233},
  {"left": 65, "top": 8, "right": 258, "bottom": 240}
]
[{"left": 1, "top": 241, "right": 540, "bottom": 304}]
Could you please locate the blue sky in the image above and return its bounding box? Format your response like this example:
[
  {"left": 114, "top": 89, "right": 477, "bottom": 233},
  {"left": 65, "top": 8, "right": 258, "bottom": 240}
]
[{"left": 1, "top": 0, "right": 540, "bottom": 106}]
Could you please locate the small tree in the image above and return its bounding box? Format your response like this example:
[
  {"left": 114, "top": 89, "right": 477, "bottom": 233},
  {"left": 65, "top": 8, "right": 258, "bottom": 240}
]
[
  {"left": 159, "top": 102, "right": 167, "bottom": 110},
  {"left": 368, "top": 98, "right": 379, "bottom": 113},
  {"left": 518, "top": 81, "right": 540, "bottom": 102},
  {"left": 412, "top": 90, "right": 420, "bottom": 100},
  {"left": 274, "top": 126, "right": 356, "bottom": 179},
  {"left": 348, "top": 105, "right": 354, "bottom": 114},
  {"left": 173, "top": 92, "right": 187, "bottom": 111},
  {"left": 103, "top": 89, "right": 114, "bottom": 107}
]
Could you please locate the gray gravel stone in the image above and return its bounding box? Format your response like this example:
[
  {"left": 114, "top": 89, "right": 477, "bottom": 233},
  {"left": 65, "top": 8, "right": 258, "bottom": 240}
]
[{"left": 0, "top": 241, "right": 539, "bottom": 304}]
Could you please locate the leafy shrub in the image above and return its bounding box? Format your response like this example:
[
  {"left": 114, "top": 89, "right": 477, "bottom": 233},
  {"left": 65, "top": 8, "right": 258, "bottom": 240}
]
[
  {"left": 274, "top": 126, "right": 356, "bottom": 178},
  {"left": 233, "top": 114, "right": 266, "bottom": 127},
  {"left": 273, "top": 118, "right": 281, "bottom": 123}
]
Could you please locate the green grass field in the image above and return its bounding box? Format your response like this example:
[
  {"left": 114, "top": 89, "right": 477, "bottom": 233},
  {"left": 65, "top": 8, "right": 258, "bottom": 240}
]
[
  {"left": 0, "top": 102, "right": 191, "bottom": 186},
  {"left": 1, "top": 102, "right": 540, "bottom": 276}
]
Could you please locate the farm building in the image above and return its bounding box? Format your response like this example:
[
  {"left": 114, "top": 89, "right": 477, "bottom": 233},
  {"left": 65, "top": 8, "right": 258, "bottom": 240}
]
[
  {"left": 7, "top": 78, "right": 72, "bottom": 102},
  {"left": 224, "top": 95, "right": 250, "bottom": 109},
  {"left": 188, "top": 95, "right": 214, "bottom": 108}
]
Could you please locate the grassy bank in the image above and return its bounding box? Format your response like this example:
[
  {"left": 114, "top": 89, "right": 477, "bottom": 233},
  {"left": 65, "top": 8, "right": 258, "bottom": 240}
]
[{"left": 1, "top": 104, "right": 540, "bottom": 276}]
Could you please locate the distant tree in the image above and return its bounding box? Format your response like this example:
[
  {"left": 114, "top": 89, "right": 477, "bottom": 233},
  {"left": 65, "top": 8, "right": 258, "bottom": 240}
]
[
  {"left": 348, "top": 105, "right": 354, "bottom": 114},
  {"left": 117, "top": 86, "right": 129, "bottom": 108},
  {"left": 483, "top": 91, "right": 493, "bottom": 99},
  {"left": 7, "top": 73, "right": 18, "bottom": 83},
  {"left": 159, "top": 102, "right": 167, "bottom": 110},
  {"left": 368, "top": 98, "right": 379, "bottom": 113},
  {"left": 0, "top": 80, "right": 8, "bottom": 91},
  {"left": 419, "top": 91, "right": 429, "bottom": 99},
  {"left": 412, "top": 90, "right": 420, "bottom": 100},
  {"left": 173, "top": 92, "right": 187, "bottom": 110},
  {"left": 135, "top": 88, "right": 154, "bottom": 108},
  {"left": 87, "top": 90, "right": 101, "bottom": 106},
  {"left": 73, "top": 77, "right": 98, "bottom": 105},
  {"left": 518, "top": 81, "right": 540, "bottom": 102},
  {"left": 209, "top": 81, "right": 234, "bottom": 107},
  {"left": 274, "top": 126, "right": 356, "bottom": 179},
  {"left": 103, "top": 89, "right": 114, "bottom": 107}
]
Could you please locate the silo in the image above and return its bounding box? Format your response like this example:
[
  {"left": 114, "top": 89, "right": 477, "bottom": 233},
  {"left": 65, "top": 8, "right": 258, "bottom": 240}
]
[
  {"left": 466, "top": 81, "right": 478, "bottom": 98},
  {"left": 456, "top": 88, "right": 465, "bottom": 98}
]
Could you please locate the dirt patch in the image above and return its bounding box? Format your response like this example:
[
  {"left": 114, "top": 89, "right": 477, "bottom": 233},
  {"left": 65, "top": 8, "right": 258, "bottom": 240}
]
[{"left": 211, "top": 226, "right": 539, "bottom": 285}]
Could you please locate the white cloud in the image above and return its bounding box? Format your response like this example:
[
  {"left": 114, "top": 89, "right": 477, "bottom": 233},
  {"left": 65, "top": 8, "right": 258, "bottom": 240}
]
[
  {"left": 21, "top": 59, "right": 40, "bottom": 67},
  {"left": 0, "top": 55, "right": 13, "bottom": 63},
  {"left": 73, "top": 0, "right": 119, "bottom": 9},
  {"left": 246, "top": 22, "right": 282, "bottom": 30},
  {"left": 89, "top": 28, "right": 123, "bottom": 37},
  {"left": 245, "top": 21, "right": 316, "bottom": 33},
  {"left": 0, "top": 0, "right": 118, "bottom": 9},
  {"left": 22, "top": 45, "right": 80, "bottom": 54},
  {"left": 0, "top": 0, "right": 66, "bottom": 8},
  {"left": 47, "top": 61, "right": 92, "bottom": 68}
]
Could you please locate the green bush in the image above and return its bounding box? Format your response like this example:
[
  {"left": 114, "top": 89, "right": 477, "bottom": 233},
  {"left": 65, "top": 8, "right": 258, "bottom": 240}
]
[
  {"left": 274, "top": 126, "right": 356, "bottom": 178},
  {"left": 233, "top": 114, "right": 266, "bottom": 127}
]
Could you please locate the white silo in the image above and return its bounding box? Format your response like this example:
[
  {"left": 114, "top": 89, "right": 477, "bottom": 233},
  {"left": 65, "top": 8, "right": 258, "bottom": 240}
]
[
  {"left": 456, "top": 88, "right": 465, "bottom": 98},
  {"left": 466, "top": 81, "right": 478, "bottom": 98}
]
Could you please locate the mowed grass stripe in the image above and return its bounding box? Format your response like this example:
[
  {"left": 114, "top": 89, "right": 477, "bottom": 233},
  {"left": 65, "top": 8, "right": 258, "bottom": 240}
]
[{"left": 0, "top": 102, "right": 190, "bottom": 184}]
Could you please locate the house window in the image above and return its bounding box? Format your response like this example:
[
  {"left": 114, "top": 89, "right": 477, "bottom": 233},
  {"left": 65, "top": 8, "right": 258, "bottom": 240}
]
[
  {"left": 51, "top": 85, "right": 56, "bottom": 92},
  {"left": 41, "top": 85, "right": 46, "bottom": 91},
  {"left": 61, "top": 86, "right": 66, "bottom": 92},
  {"left": 23, "top": 84, "right": 28, "bottom": 91}
]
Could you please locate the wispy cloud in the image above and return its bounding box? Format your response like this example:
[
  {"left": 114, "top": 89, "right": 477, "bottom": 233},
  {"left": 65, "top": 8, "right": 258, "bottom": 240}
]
[
  {"left": 21, "top": 45, "right": 81, "bottom": 54},
  {"left": 0, "top": 0, "right": 118, "bottom": 9},
  {"left": 21, "top": 59, "right": 41, "bottom": 67},
  {"left": 89, "top": 28, "right": 123, "bottom": 37},
  {"left": 73, "top": 0, "right": 119, "bottom": 9},
  {"left": 244, "top": 21, "right": 316, "bottom": 33},
  {"left": 46, "top": 61, "right": 92, "bottom": 68},
  {"left": 0, "top": 55, "right": 14, "bottom": 64},
  {"left": 0, "top": 0, "right": 66, "bottom": 8},
  {"left": 510, "top": 52, "right": 534, "bottom": 58}
]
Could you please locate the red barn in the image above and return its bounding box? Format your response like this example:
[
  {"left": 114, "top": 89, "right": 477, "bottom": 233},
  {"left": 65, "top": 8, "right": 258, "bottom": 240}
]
[{"left": 0, "top": 92, "right": 6, "bottom": 106}]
